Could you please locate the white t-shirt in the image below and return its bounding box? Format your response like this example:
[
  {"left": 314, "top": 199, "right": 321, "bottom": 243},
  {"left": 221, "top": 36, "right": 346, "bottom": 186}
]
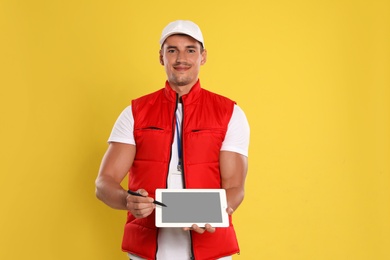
[{"left": 109, "top": 104, "right": 250, "bottom": 260}]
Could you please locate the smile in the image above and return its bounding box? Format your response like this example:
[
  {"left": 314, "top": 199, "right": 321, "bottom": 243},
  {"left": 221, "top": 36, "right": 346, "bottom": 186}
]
[{"left": 174, "top": 66, "right": 190, "bottom": 71}]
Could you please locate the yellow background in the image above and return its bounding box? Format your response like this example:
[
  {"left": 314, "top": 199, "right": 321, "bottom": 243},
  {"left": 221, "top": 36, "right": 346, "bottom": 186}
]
[{"left": 1, "top": 0, "right": 389, "bottom": 259}]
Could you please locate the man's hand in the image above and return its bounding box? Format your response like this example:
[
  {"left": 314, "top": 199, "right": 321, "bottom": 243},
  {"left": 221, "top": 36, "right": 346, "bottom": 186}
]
[
  {"left": 183, "top": 224, "right": 216, "bottom": 234},
  {"left": 126, "top": 189, "right": 156, "bottom": 218}
]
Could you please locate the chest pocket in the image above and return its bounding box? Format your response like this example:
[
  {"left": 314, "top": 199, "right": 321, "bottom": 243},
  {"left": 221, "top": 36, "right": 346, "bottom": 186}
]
[
  {"left": 184, "top": 128, "right": 226, "bottom": 164},
  {"left": 133, "top": 126, "right": 172, "bottom": 161}
]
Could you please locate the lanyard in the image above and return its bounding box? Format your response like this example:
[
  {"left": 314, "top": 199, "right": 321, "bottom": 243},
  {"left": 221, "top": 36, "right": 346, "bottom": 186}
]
[{"left": 175, "top": 114, "right": 182, "bottom": 172}]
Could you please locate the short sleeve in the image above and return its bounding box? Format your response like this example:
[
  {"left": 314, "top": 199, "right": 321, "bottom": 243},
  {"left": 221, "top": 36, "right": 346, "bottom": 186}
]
[
  {"left": 220, "top": 105, "right": 250, "bottom": 157},
  {"left": 108, "top": 106, "right": 135, "bottom": 145}
]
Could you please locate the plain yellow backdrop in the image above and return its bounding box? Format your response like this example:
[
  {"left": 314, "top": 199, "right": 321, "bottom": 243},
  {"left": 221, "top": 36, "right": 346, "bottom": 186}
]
[{"left": 0, "top": 0, "right": 389, "bottom": 259}]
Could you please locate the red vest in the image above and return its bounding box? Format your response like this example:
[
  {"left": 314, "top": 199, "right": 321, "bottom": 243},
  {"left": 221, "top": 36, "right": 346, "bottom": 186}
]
[{"left": 122, "top": 80, "right": 239, "bottom": 260}]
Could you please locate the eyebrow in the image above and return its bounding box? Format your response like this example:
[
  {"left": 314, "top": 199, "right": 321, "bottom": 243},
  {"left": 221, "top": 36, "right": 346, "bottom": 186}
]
[{"left": 166, "top": 45, "right": 198, "bottom": 49}]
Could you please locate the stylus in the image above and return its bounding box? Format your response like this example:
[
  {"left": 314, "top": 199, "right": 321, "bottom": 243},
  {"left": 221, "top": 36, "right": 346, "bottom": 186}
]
[{"left": 127, "top": 190, "right": 167, "bottom": 207}]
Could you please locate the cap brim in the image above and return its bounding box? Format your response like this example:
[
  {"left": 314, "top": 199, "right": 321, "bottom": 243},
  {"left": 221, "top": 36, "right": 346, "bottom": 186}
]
[{"left": 159, "top": 32, "right": 204, "bottom": 47}]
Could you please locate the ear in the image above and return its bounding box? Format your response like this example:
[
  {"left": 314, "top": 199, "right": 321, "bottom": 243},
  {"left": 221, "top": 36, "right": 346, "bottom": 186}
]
[
  {"left": 201, "top": 49, "right": 207, "bottom": 65},
  {"left": 159, "top": 50, "right": 164, "bottom": 65}
]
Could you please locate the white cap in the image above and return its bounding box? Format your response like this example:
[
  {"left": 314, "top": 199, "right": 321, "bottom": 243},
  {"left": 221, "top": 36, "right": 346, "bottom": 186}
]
[{"left": 159, "top": 20, "right": 204, "bottom": 48}]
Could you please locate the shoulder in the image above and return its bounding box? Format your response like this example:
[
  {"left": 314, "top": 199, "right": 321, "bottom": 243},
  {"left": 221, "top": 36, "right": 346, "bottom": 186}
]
[
  {"left": 132, "top": 88, "right": 164, "bottom": 109},
  {"left": 200, "top": 89, "right": 237, "bottom": 121},
  {"left": 200, "top": 88, "right": 236, "bottom": 105},
  {"left": 232, "top": 105, "right": 247, "bottom": 118},
  {"left": 230, "top": 105, "right": 249, "bottom": 128}
]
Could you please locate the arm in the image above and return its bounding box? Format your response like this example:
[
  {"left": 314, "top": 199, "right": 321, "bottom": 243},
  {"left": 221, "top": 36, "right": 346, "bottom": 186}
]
[
  {"left": 95, "top": 142, "right": 155, "bottom": 217},
  {"left": 220, "top": 150, "right": 248, "bottom": 214}
]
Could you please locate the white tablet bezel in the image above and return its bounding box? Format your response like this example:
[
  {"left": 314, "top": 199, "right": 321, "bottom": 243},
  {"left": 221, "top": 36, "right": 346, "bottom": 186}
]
[{"left": 155, "top": 189, "right": 229, "bottom": 228}]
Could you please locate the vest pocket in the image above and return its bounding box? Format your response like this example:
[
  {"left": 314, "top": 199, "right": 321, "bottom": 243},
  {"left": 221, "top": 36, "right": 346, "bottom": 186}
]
[
  {"left": 133, "top": 127, "right": 172, "bottom": 161},
  {"left": 186, "top": 128, "right": 226, "bottom": 164},
  {"left": 135, "top": 126, "right": 164, "bottom": 131}
]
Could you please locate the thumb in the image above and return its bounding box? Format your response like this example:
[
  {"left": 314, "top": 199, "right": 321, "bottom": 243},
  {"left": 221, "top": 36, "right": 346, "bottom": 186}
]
[
  {"left": 226, "top": 207, "right": 234, "bottom": 215},
  {"left": 137, "top": 189, "right": 149, "bottom": 197}
]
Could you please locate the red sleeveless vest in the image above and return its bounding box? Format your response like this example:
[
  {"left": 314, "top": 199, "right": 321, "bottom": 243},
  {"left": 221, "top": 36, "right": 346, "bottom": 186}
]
[{"left": 121, "top": 80, "right": 239, "bottom": 259}]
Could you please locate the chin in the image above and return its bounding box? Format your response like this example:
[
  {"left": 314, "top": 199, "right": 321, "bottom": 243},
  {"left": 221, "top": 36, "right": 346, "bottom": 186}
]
[
  {"left": 176, "top": 82, "right": 191, "bottom": 87},
  {"left": 172, "top": 77, "right": 192, "bottom": 87}
]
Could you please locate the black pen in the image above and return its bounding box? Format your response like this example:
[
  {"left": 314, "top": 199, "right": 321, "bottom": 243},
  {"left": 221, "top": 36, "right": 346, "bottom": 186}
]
[{"left": 127, "top": 190, "right": 167, "bottom": 207}]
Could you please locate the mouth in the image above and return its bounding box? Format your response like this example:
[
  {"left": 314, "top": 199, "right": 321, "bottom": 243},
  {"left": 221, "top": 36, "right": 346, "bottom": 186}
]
[{"left": 173, "top": 65, "right": 190, "bottom": 72}]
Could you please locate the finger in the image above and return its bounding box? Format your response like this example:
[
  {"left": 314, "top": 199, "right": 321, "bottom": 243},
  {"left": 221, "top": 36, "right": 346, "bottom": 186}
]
[
  {"left": 204, "top": 224, "right": 216, "bottom": 233},
  {"left": 127, "top": 194, "right": 154, "bottom": 206},
  {"left": 137, "top": 189, "right": 149, "bottom": 197},
  {"left": 127, "top": 196, "right": 155, "bottom": 207},
  {"left": 226, "top": 207, "right": 234, "bottom": 215},
  {"left": 132, "top": 209, "right": 153, "bottom": 218},
  {"left": 191, "top": 224, "right": 206, "bottom": 234},
  {"left": 126, "top": 197, "right": 155, "bottom": 212},
  {"left": 129, "top": 205, "right": 155, "bottom": 218},
  {"left": 128, "top": 201, "right": 155, "bottom": 210}
]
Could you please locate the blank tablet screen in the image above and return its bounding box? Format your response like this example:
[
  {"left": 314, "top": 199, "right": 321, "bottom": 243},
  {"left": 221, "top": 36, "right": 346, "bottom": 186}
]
[
  {"left": 155, "top": 189, "right": 229, "bottom": 227},
  {"left": 161, "top": 192, "right": 222, "bottom": 223}
]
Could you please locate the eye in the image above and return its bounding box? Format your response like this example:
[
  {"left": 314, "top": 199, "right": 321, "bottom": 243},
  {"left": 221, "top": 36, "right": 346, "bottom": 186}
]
[
  {"left": 167, "top": 49, "right": 176, "bottom": 53},
  {"left": 188, "top": 49, "right": 196, "bottom": 53}
]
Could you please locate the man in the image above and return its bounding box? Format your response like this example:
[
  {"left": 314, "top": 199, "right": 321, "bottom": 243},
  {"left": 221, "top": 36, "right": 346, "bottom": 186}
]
[{"left": 95, "top": 20, "right": 250, "bottom": 260}]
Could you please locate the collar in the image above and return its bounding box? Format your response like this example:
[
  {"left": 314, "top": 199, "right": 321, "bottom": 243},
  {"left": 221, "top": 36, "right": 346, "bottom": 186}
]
[{"left": 164, "top": 79, "right": 202, "bottom": 104}]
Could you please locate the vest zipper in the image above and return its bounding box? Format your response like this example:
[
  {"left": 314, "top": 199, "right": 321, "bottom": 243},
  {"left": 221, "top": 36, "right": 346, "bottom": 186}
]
[
  {"left": 180, "top": 96, "right": 195, "bottom": 260},
  {"left": 180, "top": 96, "right": 186, "bottom": 188},
  {"left": 155, "top": 228, "right": 159, "bottom": 260},
  {"left": 166, "top": 94, "right": 179, "bottom": 188}
]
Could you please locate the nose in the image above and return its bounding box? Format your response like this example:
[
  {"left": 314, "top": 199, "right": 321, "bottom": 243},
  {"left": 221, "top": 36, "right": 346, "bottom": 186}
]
[{"left": 176, "top": 51, "right": 186, "bottom": 63}]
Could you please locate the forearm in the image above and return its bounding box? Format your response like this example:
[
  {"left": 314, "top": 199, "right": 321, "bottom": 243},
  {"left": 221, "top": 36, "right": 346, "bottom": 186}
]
[
  {"left": 95, "top": 143, "right": 135, "bottom": 210},
  {"left": 220, "top": 151, "right": 248, "bottom": 214},
  {"left": 95, "top": 175, "right": 128, "bottom": 210},
  {"left": 225, "top": 186, "right": 245, "bottom": 212}
]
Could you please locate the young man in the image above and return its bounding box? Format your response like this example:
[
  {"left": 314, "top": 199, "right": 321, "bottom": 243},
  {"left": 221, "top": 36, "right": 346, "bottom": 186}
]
[{"left": 95, "top": 20, "right": 250, "bottom": 260}]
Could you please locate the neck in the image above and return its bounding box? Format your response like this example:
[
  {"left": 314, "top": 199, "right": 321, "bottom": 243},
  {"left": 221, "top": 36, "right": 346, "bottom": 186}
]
[
  {"left": 166, "top": 79, "right": 200, "bottom": 99},
  {"left": 169, "top": 84, "right": 192, "bottom": 97},
  {"left": 168, "top": 79, "right": 199, "bottom": 97}
]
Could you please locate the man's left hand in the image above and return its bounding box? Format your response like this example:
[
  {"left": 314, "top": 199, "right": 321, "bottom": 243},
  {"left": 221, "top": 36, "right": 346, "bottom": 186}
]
[{"left": 183, "top": 224, "right": 215, "bottom": 234}]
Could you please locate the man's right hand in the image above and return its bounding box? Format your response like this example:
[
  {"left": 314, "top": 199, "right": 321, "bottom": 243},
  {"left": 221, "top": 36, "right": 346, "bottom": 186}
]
[{"left": 126, "top": 189, "right": 156, "bottom": 218}]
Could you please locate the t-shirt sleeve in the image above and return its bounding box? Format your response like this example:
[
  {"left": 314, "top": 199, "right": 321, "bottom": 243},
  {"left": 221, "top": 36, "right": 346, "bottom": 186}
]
[
  {"left": 221, "top": 105, "right": 250, "bottom": 157},
  {"left": 108, "top": 106, "right": 135, "bottom": 145}
]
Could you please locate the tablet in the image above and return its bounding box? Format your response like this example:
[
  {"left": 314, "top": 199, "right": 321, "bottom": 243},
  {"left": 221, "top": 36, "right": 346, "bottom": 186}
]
[{"left": 155, "top": 189, "right": 229, "bottom": 228}]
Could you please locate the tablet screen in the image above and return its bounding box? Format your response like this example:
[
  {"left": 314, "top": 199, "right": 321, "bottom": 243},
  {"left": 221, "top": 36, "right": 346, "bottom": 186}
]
[{"left": 155, "top": 189, "right": 229, "bottom": 227}]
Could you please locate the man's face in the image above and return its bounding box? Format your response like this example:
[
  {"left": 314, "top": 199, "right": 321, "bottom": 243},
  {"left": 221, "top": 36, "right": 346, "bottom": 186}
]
[{"left": 160, "top": 34, "right": 207, "bottom": 91}]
